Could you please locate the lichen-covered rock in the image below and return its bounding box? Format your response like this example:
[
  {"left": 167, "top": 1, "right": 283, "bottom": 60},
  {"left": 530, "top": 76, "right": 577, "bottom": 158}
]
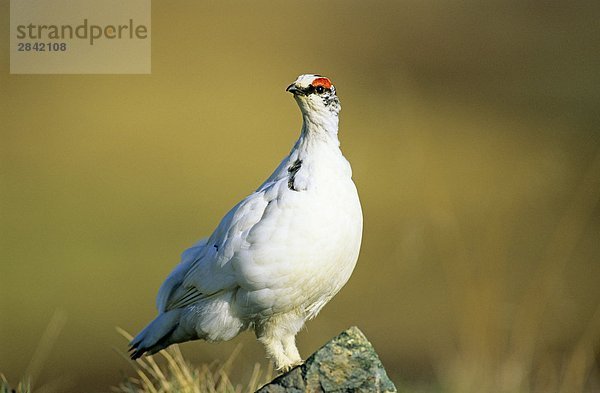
[{"left": 256, "top": 326, "right": 397, "bottom": 393}]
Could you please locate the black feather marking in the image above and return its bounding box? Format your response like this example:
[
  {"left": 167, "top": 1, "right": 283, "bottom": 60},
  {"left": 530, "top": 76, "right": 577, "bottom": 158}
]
[
  {"left": 287, "top": 159, "right": 302, "bottom": 191},
  {"left": 129, "top": 323, "right": 180, "bottom": 360}
]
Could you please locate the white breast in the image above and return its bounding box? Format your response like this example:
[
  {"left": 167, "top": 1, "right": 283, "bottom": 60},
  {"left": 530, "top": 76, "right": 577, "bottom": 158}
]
[{"left": 232, "top": 140, "right": 363, "bottom": 320}]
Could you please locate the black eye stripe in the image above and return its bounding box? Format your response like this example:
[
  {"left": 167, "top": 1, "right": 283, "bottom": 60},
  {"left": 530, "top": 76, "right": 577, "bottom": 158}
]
[{"left": 306, "top": 85, "right": 330, "bottom": 95}]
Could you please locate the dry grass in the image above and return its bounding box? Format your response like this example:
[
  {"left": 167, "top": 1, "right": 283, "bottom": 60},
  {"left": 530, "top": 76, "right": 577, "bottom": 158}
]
[
  {"left": 0, "top": 325, "right": 272, "bottom": 393},
  {"left": 1, "top": 376, "right": 30, "bottom": 393},
  {"left": 2, "top": 315, "right": 597, "bottom": 393},
  {"left": 111, "top": 329, "right": 273, "bottom": 393},
  {"left": 0, "top": 311, "right": 70, "bottom": 393}
]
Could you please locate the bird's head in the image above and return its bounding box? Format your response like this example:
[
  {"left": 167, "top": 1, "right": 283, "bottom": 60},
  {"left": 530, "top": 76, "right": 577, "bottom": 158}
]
[{"left": 286, "top": 74, "right": 341, "bottom": 119}]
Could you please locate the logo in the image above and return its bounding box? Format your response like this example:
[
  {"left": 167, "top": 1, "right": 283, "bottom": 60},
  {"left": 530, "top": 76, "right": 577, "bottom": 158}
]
[{"left": 10, "top": 0, "right": 151, "bottom": 74}]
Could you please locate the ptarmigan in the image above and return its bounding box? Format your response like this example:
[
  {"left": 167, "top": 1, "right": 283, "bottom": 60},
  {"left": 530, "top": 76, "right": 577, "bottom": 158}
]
[{"left": 130, "top": 74, "right": 363, "bottom": 371}]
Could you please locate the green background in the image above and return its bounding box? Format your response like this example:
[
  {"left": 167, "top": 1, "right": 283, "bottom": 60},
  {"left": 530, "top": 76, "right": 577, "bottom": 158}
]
[{"left": 2, "top": 1, "right": 600, "bottom": 392}]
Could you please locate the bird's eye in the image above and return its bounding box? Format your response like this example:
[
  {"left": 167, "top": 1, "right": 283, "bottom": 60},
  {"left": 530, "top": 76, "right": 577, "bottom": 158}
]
[{"left": 316, "top": 86, "right": 325, "bottom": 94}]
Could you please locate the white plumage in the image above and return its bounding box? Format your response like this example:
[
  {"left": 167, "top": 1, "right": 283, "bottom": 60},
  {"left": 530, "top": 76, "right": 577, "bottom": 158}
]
[{"left": 130, "top": 74, "right": 363, "bottom": 371}]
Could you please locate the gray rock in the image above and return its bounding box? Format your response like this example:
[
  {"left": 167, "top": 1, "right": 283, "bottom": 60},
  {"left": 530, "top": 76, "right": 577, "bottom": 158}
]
[{"left": 257, "top": 326, "right": 397, "bottom": 393}]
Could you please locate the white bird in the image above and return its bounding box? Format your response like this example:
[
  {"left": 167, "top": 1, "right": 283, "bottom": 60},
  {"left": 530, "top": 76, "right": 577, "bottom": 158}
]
[{"left": 130, "top": 74, "right": 363, "bottom": 371}]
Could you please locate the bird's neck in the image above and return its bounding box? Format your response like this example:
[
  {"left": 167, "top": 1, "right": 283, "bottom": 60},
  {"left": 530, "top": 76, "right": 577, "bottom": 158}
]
[
  {"left": 297, "top": 112, "right": 340, "bottom": 151},
  {"left": 287, "top": 112, "right": 344, "bottom": 174}
]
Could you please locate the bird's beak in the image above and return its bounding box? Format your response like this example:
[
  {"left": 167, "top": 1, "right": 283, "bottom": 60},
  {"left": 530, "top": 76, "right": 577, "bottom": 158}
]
[{"left": 286, "top": 84, "right": 305, "bottom": 96}]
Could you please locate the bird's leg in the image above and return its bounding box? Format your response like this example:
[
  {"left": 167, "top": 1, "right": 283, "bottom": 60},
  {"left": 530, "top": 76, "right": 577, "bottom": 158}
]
[
  {"left": 257, "top": 330, "right": 293, "bottom": 371},
  {"left": 282, "top": 335, "right": 302, "bottom": 368},
  {"left": 255, "top": 313, "right": 304, "bottom": 372}
]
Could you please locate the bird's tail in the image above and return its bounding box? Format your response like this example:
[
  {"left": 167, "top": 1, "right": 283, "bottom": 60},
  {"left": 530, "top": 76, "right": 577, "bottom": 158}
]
[{"left": 129, "top": 309, "right": 194, "bottom": 359}]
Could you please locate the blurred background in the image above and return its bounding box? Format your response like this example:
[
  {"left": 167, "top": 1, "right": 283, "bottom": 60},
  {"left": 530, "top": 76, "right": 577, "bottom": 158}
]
[{"left": 1, "top": 1, "right": 600, "bottom": 392}]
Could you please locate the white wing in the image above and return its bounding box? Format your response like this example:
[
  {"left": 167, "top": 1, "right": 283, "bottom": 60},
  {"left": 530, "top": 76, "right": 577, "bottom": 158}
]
[
  {"left": 181, "top": 189, "right": 272, "bottom": 292},
  {"left": 156, "top": 237, "right": 207, "bottom": 313},
  {"left": 156, "top": 162, "right": 286, "bottom": 314}
]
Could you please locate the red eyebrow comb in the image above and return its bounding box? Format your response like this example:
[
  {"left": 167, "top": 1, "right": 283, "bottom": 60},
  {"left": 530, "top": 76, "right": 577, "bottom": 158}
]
[{"left": 311, "top": 77, "right": 332, "bottom": 89}]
